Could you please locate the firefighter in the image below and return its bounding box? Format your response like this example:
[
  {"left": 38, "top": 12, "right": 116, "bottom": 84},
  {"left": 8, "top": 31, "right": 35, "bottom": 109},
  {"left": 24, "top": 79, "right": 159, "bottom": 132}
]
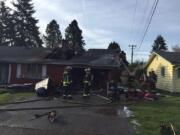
[
  {"left": 108, "top": 79, "right": 118, "bottom": 102},
  {"left": 62, "top": 66, "right": 73, "bottom": 99},
  {"left": 83, "top": 68, "right": 92, "bottom": 98}
]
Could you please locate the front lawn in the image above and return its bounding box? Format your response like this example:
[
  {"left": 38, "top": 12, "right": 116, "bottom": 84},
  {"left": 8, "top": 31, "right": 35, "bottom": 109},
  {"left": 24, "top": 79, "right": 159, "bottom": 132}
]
[
  {"left": 0, "top": 90, "right": 35, "bottom": 104},
  {"left": 129, "top": 95, "right": 180, "bottom": 135}
]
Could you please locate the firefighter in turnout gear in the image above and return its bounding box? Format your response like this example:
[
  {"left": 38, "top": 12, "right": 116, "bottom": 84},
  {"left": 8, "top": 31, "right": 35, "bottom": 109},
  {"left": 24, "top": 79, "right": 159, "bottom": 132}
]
[
  {"left": 83, "top": 68, "right": 92, "bottom": 98},
  {"left": 62, "top": 66, "right": 73, "bottom": 99}
]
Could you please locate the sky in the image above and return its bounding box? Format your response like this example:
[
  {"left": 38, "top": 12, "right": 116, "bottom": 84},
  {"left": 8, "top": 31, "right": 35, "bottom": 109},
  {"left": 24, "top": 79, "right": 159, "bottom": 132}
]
[{"left": 4, "top": 0, "right": 180, "bottom": 62}]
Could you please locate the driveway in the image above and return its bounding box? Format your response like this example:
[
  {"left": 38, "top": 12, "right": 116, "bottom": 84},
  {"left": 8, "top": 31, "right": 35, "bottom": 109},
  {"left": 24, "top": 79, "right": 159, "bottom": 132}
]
[{"left": 0, "top": 95, "right": 134, "bottom": 135}]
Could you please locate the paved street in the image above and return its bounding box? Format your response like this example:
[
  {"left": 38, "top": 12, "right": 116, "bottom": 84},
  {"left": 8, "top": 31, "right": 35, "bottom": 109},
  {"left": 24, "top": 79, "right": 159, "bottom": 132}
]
[{"left": 0, "top": 95, "right": 134, "bottom": 135}]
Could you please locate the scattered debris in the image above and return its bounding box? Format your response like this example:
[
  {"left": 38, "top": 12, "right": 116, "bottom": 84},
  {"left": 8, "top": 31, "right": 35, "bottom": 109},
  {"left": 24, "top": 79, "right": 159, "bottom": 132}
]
[
  {"left": 123, "top": 106, "right": 134, "bottom": 118},
  {"left": 7, "top": 83, "right": 33, "bottom": 91},
  {"left": 131, "top": 119, "right": 141, "bottom": 126},
  {"left": 30, "top": 110, "right": 57, "bottom": 123},
  {"left": 48, "top": 110, "right": 57, "bottom": 123},
  {"left": 165, "top": 95, "right": 172, "bottom": 98},
  {"left": 160, "top": 122, "right": 176, "bottom": 135},
  {"left": 131, "top": 119, "right": 141, "bottom": 130}
]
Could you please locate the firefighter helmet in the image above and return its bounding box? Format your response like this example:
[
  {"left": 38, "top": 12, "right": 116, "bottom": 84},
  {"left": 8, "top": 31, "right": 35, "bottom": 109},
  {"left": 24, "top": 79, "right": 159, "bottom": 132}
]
[{"left": 65, "top": 66, "right": 72, "bottom": 71}]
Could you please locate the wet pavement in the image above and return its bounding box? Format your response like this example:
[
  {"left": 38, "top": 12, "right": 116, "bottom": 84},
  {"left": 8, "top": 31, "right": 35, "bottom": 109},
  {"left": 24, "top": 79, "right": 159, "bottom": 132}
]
[{"left": 0, "top": 95, "right": 134, "bottom": 135}]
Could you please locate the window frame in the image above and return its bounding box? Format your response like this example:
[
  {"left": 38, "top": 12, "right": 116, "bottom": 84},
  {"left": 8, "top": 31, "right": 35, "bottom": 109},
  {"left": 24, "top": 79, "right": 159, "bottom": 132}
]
[{"left": 20, "top": 64, "right": 42, "bottom": 79}]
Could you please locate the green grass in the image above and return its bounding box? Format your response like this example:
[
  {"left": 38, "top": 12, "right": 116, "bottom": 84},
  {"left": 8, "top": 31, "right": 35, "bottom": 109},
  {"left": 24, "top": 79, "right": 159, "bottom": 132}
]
[
  {"left": 0, "top": 90, "right": 35, "bottom": 104},
  {"left": 129, "top": 95, "right": 180, "bottom": 135}
]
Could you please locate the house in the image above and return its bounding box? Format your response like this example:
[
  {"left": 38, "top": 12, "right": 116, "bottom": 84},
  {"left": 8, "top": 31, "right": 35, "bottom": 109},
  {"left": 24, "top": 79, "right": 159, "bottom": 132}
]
[
  {"left": 0, "top": 46, "right": 124, "bottom": 90},
  {"left": 145, "top": 51, "right": 180, "bottom": 92}
]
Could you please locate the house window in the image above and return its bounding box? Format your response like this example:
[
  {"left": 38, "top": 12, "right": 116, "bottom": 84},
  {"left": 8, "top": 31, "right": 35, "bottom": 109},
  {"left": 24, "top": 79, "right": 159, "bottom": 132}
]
[
  {"left": 177, "top": 68, "right": 180, "bottom": 78},
  {"left": 161, "top": 67, "right": 165, "bottom": 77},
  {"left": 21, "top": 64, "right": 42, "bottom": 79}
]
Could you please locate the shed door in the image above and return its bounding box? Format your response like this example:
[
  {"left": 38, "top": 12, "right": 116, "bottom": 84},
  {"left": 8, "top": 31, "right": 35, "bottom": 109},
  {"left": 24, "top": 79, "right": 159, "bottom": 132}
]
[{"left": 0, "top": 64, "right": 9, "bottom": 84}]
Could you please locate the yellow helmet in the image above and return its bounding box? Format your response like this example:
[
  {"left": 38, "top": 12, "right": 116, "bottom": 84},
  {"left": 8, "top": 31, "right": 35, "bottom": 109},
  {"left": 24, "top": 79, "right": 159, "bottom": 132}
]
[{"left": 65, "top": 66, "right": 72, "bottom": 71}]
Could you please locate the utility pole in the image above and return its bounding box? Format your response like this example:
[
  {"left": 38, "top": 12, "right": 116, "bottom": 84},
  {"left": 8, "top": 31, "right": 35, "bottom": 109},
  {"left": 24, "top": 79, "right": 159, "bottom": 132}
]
[{"left": 129, "top": 45, "right": 137, "bottom": 64}]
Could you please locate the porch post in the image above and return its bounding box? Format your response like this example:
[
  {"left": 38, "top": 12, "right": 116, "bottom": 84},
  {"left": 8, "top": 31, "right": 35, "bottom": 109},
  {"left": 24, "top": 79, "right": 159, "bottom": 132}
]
[{"left": 8, "top": 64, "right": 12, "bottom": 84}]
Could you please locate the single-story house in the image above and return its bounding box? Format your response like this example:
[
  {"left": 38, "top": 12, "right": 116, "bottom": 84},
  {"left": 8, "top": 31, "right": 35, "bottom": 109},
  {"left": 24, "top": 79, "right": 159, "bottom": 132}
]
[
  {"left": 145, "top": 51, "right": 180, "bottom": 92},
  {"left": 0, "top": 46, "right": 124, "bottom": 90}
]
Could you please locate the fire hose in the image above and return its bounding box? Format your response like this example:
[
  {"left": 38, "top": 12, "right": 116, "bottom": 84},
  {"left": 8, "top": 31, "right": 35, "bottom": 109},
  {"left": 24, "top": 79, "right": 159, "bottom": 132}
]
[{"left": 0, "top": 102, "right": 131, "bottom": 112}]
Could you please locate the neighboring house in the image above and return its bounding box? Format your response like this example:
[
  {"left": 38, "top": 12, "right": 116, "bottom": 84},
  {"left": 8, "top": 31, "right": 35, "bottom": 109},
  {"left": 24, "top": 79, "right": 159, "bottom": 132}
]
[
  {"left": 145, "top": 51, "right": 180, "bottom": 92},
  {"left": 0, "top": 46, "right": 123, "bottom": 90}
]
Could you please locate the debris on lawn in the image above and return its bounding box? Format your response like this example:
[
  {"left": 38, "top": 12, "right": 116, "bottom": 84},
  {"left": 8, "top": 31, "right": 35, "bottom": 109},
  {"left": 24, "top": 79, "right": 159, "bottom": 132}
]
[
  {"left": 131, "top": 119, "right": 141, "bottom": 130},
  {"left": 160, "top": 122, "right": 176, "bottom": 135},
  {"left": 123, "top": 106, "right": 134, "bottom": 118},
  {"left": 7, "top": 83, "right": 33, "bottom": 92},
  {"left": 165, "top": 95, "right": 172, "bottom": 98}
]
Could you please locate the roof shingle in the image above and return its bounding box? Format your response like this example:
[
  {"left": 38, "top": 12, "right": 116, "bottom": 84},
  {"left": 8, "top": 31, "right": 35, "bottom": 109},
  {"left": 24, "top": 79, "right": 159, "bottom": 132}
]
[{"left": 156, "top": 51, "right": 180, "bottom": 64}]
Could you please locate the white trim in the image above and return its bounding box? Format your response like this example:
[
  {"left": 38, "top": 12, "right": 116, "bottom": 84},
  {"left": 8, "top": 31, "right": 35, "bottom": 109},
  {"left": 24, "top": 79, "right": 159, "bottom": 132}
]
[
  {"left": 42, "top": 65, "right": 47, "bottom": 78},
  {"left": 8, "top": 64, "right": 11, "bottom": 83},
  {"left": 16, "top": 64, "right": 21, "bottom": 78}
]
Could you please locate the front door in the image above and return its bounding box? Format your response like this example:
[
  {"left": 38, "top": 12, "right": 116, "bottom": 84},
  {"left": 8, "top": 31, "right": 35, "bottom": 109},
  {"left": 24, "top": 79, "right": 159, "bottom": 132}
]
[{"left": 0, "top": 64, "right": 9, "bottom": 84}]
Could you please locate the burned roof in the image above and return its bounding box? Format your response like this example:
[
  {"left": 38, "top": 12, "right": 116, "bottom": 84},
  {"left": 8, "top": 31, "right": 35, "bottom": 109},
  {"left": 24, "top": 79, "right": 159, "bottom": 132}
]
[
  {"left": 156, "top": 51, "right": 180, "bottom": 65},
  {"left": 0, "top": 46, "right": 52, "bottom": 59},
  {"left": 0, "top": 46, "right": 122, "bottom": 68},
  {"left": 70, "top": 49, "right": 120, "bottom": 68}
]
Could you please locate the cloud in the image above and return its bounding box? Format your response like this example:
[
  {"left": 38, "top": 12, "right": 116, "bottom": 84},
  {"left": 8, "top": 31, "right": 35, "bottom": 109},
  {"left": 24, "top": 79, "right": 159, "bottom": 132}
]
[
  {"left": 4, "top": 0, "right": 180, "bottom": 61},
  {"left": 82, "top": 27, "right": 112, "bottom": 48}
]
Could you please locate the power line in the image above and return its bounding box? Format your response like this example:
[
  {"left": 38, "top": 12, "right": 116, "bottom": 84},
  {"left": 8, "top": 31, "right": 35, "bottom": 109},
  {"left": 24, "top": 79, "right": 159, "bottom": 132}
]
[
  {"left": 141, "top": 0, "right": 157, "bottom": 37},
  {"left": 138, "top": 0, "right": 159, "bottom": 49},
  {"left": 137, "top": 0, "right": 150, "bottom": 39}
]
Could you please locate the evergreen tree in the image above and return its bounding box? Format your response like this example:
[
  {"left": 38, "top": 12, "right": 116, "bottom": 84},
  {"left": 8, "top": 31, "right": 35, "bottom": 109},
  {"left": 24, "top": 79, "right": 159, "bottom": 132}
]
[
  {"left": 119, "top": 51, "right": 129, "bottom": 65},
  {"left": 108, "top": 41, "right": 121, "bottom": 52},
  {"left": 152, "top": 35, "right": 168, "bottom": 52},
  {"left": 0, "top": 2, "right": 15, "bottom": 46},
  {"left": 44, "top": 20, "right": 62, "bottom": 48},
  {"left": 65, "top": 20, "right": 85, "bottom": 55},
  {"left": 13, "top": 0, "right": 42, "bottom": 47}
]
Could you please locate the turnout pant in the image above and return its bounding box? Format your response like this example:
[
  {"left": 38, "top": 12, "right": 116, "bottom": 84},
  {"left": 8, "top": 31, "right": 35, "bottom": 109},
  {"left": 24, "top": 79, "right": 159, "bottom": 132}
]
[{"left": 63, "top": 85, "right": 72, "bottom": 97}]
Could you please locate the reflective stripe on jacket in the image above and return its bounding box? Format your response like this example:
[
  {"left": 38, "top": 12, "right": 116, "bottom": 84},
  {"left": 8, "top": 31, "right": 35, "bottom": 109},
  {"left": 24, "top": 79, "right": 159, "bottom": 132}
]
[{"left": 63, "top": 71, "right": 71, "bottom": 86}]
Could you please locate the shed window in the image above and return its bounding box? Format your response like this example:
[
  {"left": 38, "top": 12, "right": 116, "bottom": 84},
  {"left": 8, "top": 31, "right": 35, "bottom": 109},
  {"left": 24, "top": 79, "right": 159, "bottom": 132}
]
[
  {"left": 161, "top": 67, "right": 165, "bottom": 77},
  {"left": 177, "top": 68, "right": 180, "bottom": 78},
  {"left": 20, "top": 64, "right": 42, "bottom": 79}
]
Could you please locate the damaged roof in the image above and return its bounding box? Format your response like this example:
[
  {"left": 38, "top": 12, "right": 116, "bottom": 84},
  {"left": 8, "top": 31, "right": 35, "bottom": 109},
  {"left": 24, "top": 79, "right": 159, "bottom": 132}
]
[
  {"left": 0, "top": 46, "right": 52, "bottom": 59},
  {"left": 0, "top": 46, "right": 121, "bottom": 68}
]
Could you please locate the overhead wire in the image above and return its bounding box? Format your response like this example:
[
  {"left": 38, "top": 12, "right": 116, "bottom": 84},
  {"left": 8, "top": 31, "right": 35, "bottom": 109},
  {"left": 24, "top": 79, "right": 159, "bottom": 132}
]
[
  {"left": 138, "top": 0, "right": 159, "bottom": 49},
  {"left": 130, "top": 0, "right": 138, "bottom": 41},
  {"left": 136, "top": 0, "right": 150, "bottom": 41}
]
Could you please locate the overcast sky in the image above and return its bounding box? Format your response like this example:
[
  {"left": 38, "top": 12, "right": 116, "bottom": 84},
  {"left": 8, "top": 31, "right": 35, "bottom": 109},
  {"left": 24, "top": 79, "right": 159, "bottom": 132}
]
[{"left": 4, "top": 0, "right": 180, "bottom": 61}]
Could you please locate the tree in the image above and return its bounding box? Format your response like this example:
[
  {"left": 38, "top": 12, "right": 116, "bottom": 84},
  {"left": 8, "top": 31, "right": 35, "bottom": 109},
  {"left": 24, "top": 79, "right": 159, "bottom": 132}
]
[
  {"left": 13, "top": 0, "right": 42, "bottom": 47},
  {"left": 108, "top": 41, "right": 121, "bottom": 52},
  {"left": 172, "top": 44, "right": 180, "bottom": 52},
  {"left": 44, "top": 20, "right": 62, "bottom": 48},
  {"left": 65, "top": 20, "right": 85, "bottom": 55},
  {"left": 119, "top": 51, "right": 129, "bottom": 65},
  {"left": 0, "top": 2, "right": 15, "bottom": 46},
  {"left": 152, "top": 35, "right": 168, "bottom": 52}
]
